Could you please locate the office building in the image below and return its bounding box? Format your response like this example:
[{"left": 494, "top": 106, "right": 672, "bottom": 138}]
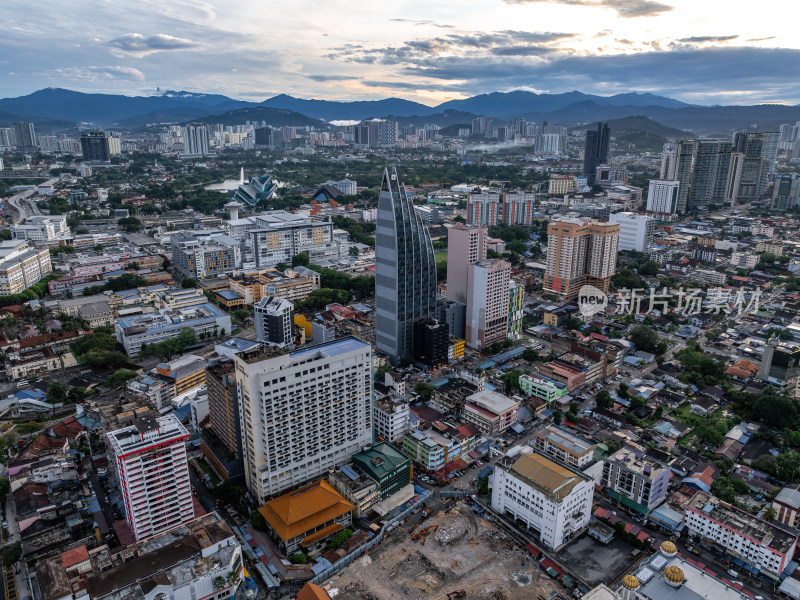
[
  {"left": 106, "top": 413, "right": 193, "bottom": 541},
  {"left": 462, "top": 389, "right": 519, "bottom": 435},
  {"left": 602, "top": 444, "right": 670, "bottom": 513},
  {"left": 491, "top": 452, "right": 593, "bottom": 549},
  {"left": 375, "top": 168, "right": 437, "bottom": 363},
  {"left": 254, "top": 296, "right": 293, "bottom": 347},
  {"left": 583, "top": 122, "right": 610, "bottom": 184},
  {"left": 507, "top": 280, "right": 523, "bottom": 338},
  {"left": 548, "top": 175, "right": 577, "bottom": 196},
  {"left": 466, "top": 259, "right": 511, "bottom": 349},
  {"left": 759, "top": 131, "right": 780, "bottom": 195},
  {"left": 608, "top": 212, "right": 655, "bottom": 252},
  {"left": 171, "top": 230, "right": 241, "bottom": 279},
  {"left": 235, "top": 338, "right": 373, "bottom": 502},
  {"left": 373, "top": 395, "right": 410, "bottom": 443},
  {"left": 446, "top": 224, "right": 488, "bottom": 305},
  {"left": 543, "top": 218, "right": 619, "bottom": 301},
  {"left": 685, "top": 491, "right": 797, "bottom": 579},
  {"left": 595, "top": 163, "right": 627, "bottom": 185},
  {"left": 323, "top": 178, "right": 357, "bottom": 195},
  {"left": 759, "top": 337, "right": 800, "bottom": 387},
  {"left": 115, "top": 303, "right": 232, "bottom": 357},
  {"left": 183, "top": 122, "right": 210, "bottom": 157},
  {"left": 0, "top": 240, "right": 53, "bottom": 295},
  {"left": 466, "top": 192, "right": 501, "bottom": 226},
  {"left": 80, "top": 129, "right": 112, "bottom": 163},
  {"left": 11, "top": 215, "right": 70, "bottom": 242},
  {"left": 502, "top": 193, "right": 536, "bottom": 226},
  {"left": 519, "top": 372, "right": 568, "bottom": 406},
  {"left": 204, "top": 360, "right": 244, "bottom": 481},
  {"left": 772, "top": 485, "right": 800, "bottom": 529},
  {"left": 533, "top": 425, "right": 597, "bottom": 469},
  {"left": 354, "top": 119, "right": 398, "bottom": 148},
  {"left": 772, "top": 173, "right": 800, "bottom": 210},
  {"left": 246, "top": 211, "right": 343, "bottom": 268},
  {"left": 412, "top": 319, "right": 449, "bottom": 367},
  {"left": 646, "top": 180, "right": 680, "bottom": 215},
  {"left": 13, "top": 122, "right": 37, "bottom": 152},
  {"left": 725, "top": 150, "right": 745, "bottom": 205}
]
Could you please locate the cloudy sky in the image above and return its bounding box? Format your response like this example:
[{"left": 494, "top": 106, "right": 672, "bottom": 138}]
[{"left": 2, "top": 0, "right": 798, "bottom": 105}]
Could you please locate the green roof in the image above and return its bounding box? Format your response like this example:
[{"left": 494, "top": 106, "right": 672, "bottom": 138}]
[{"left": 353, "top": 442, "right": 409, "bottom": 481}]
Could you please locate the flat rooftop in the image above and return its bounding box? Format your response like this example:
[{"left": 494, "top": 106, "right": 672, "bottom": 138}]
[
  {"left": 535, "top": 425, "right": 596, "bottom": 457},
  {"left": 503, "top": 451, "right": 590, "bottom": 503},
  {"left": 466, "top": 389, "right": 519, "bottom": 415}
]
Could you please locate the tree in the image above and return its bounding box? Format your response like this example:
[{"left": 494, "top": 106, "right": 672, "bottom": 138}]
[
  {"left": 67, "top": 387, "right": 86, "bottom": 404},
  {"left": 182, "top": 278, "right": 198, "bottom": 289},
  {"left": 596, "top": 390, "right": 613, "bottom": 409},
  {"left": 292, "top": 252, "right": 310, "bottom": 267},
  {"left": 763, "top": 506, "right": 777, "bottom": 522},
  {"left": 349, "top": 246, "right": 359, "bottom": 257},
  {"left": 522, "top": 348, "right": 539, "bottom": 362},
  {"left": 47, "top": 381, "right": 68, "bottom": 404},
  {"left": 104, "top": 369, "right": 137, "bottom": 388},
  {"left": 501, "top": 369, "right": 524, "bottom": 394},
  {"left": 288, "top": 553, "right": 308, "bottom": 564},
  {"left": 0, "top": 478, "right": 9, "bottom": 506},
  {"left": 250, "top": 509, "right": 267, "bottom": 531},
  {"left": 1, "top": 543, "right": 21, "bottom": 566},
  {"left": 415, "top": 382, "right": 434, "bottom": 401},
  {"left": 630, "top": 325, "right": 658, "bottom": 352},
  {"left": 117, "top": 216, "right": 142, "bottom": 232},
  {"left": 553, "top": 410, "right": 563, "bottom": 425},
  {"left": 618, "top": 382, "right": 630, "bottom": 399}
]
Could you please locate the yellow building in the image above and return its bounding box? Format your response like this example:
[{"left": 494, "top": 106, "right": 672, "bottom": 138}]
[
  {"left": 156, "top": 355, "right": 208, "bottom": 396},
  {"left": 228, "top": 275, "right": 265, "bottom": 305},
  {"left": 0, "top": 241, "right": 53, "bottom": 295},
  {"left": 448, "top": 338, "right": 465, "bottom": 362},
  {"left": 294, "top": 314, "right": 313, "bottom": 338}
]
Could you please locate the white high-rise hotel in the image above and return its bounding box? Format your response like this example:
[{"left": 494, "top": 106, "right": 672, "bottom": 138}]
[
  {"left": 235, "top": 338, "right": 373, "bottom": 503},
  {"left": 106, "top": 413, "right": 194, "bottom": 541}
]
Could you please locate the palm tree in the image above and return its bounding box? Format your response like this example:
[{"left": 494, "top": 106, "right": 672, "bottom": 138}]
[{"left": 763, "top": 506, "right": 777, "bottom": 521}]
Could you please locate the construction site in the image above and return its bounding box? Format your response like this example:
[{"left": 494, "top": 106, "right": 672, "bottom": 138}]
[{"left": 321, "top": 500, "right": 560, "bottom": 600}]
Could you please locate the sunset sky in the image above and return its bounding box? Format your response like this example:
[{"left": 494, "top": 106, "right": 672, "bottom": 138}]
[{"left": 2, "top": 0, "right": 798, "bottom": 104}]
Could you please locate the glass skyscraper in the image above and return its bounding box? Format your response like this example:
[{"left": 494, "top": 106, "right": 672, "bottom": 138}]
[{"left": 375, "top": 167, "right": 437, "bottom": 363}]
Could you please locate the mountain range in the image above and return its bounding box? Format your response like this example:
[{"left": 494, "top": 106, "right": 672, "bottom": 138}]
[{"left": 1, "top": 87, "right": 799, "bottom": 135}]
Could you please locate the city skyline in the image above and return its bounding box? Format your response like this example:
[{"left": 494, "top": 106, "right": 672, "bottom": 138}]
[{"left": 2, "top": 0, "right": 799, "bottom": 105}]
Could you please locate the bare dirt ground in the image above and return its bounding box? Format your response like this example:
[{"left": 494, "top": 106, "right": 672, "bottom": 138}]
[{"left": 323, "top": 502, "right": 559, "bottom": 600}]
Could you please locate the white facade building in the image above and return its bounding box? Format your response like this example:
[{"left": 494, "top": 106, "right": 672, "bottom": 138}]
[
  {"left": 235, "top": 337, "right": 373, "bottom": 503},
  {"left": 491, "top": 452, "right": 593, "bottom": 549},
  {"left": 608, "top": 212, "right": 656, "bottom": 252},
  {"left": 466, "top": 192, "right": 501, "bottom": 226},
  {"left": 254, "top": 295, "right": 293, "bottom": 346},
  {"left": 325, "top": 178, "right": 357, "bottom": 195},
  {"left": 373, "top": 395, "right": 410, "bottom": 443},
  {"left": 646, "top": 180, "right": 681, "bottom": 214},
  {"left": 106, "top": 413, "right": 194, "bottom": 541},
  {"left": 183, "top": 122, "right": 210, "bottom": 157},
  {"left": 12, "top": 215, "right": 70, "bottom": 242}
]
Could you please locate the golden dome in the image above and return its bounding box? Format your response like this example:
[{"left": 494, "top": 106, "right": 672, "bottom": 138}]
[
  {"left": 660, "top": 540, "right": 677, "bottom": 554},
  {"left": 622, "top": 575, "right": 640, "bottom": 589},
  {"left": 664, "top": 565, "right": 685, "bottom": 583}
]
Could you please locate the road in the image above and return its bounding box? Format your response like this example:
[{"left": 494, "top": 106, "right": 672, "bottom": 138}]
[{"left": 4, "top": 178, "right": 56, "bottom": 223}]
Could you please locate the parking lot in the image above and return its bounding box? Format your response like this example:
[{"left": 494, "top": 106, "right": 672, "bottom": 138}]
[{"left": 555, "top": 534, "right": 643, "bottom": 587}]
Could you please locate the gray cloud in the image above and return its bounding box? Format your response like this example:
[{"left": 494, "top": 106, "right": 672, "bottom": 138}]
[
  {"left": 43, "top": 65, "right": 146, "bottom": 82},
  {"left": 678, "top": 35, "right": 738, "bottom": 43},
  {"left": 306, "top": 74, "right": 359, "bottom": 82},
  {"left": 503, "top": 0, "right": 673, "bottom": 18},
  {"left": 106, "top": 33, "right": 200, "bottom": 57},
  {"left": 388, "top": 18, "right": 454, "bottom": 29}
]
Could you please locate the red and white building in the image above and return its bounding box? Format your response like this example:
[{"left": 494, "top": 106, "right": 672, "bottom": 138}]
[
  {"left": 462, "top": 389, "right": 519, "bottom": 436},
  {"left": 685, "top": 491, "right": 798, "bottom": 580},
  {"left": 107, "top": 413, "right": 194, "bottom": 541}
]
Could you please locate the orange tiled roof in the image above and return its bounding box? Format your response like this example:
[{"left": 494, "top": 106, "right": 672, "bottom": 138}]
[
  {"left": 297, "top": 582, "right": 331, "bottom": 600},
  {"left": 258, "top": 480, "right": 353, "bottom": 542}
]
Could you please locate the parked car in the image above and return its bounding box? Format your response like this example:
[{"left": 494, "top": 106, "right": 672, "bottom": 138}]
[{"left": 727, "top": 569, "right": 739, "bottom": 578}]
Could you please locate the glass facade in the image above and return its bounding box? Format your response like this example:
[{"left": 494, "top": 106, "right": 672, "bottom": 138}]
[{"left": 375, "top": 167, "right": 437, "bottom": 363}]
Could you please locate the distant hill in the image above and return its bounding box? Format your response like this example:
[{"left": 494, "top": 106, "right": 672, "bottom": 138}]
[
  {"left": 591, "top": 115, "right": 690, "bottom": 152},
  {"left": 261, "top": 94, "right": 436, "bottom": 121},
  {"left": 189, "top": 106, "right": 329, "bottom": 129}
]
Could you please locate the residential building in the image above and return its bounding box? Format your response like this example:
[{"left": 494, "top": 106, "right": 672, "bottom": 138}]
[
  {"left": 375, "top": 168, "right": 437, "bottom": 363},
  {"left": 257, "top": 479, "right": 354, "bottom": 556},
  {"left": 602, "top": 444, "right": 670, "bottom": 514},
  {"left": 36, "top": 513, "right": 243, "bottom": 600},
  {"left": 533, "top": 425, "right": 597, "bottom": 469},
  {"left": 171, "top": 230, "right": 241, "bottom": 279},
  {"left": 772, "top": 173, "right": 800, "bottom": 209},
  {"left": 80, "top": 129, "right": 111, "bottom": 163},
  {"left": 446, "top": 224, "right": 488, "bottom": 305},
  {"left": 543, "top": 218, "right": 619, "bottom": 301},
  {"left": 246, "top": 211, "right": 342, "bottom": 268},
  {"left": 254, "top": 296, "right": 293, "bottom": 347},
  {"left": 462, "top": 389, "right": 519, "bottom": 435},
  {"left": 583, "top": 122, "right": 610, "bottom": 185},
  {"left": 465, "top": 259, "right": 511, "bottom": 349},
  {"left": 0, "top": 240, "right": 53, "bottom": 295},
  {"left": 235, "top": 338, "right": 373, "bottom": 502},
  {"left": 412, "top": 319, "right": 449, "bottom": 367},
  {"left": 13, "top": 122, "right": 37, "bottom": 152},
  {"left": 691, "top": 269, "right": 726, "bottom": 286},
  {"left": 519, "top": 373, "right": 568, "bottom": 406},
  {"left": 759, "top": 337, "right": 800, "bottom": 387},
  {"left": 732, "top": 132, "right": 765, "bottom": 202},
  {"left": 507, "top": 280, "right": 524, "bottom": 338},
  {"left": 204, "top": 360, "right": 243, "bottom": 480},
  {"left": 466, "top": 192, "right": 501, "bottom": 226},
  {"left": 646, "top": 180, "right": 681, "bottom": 215},
  {"left": 155, "top": 354, "right": 208, "bottom": 397},
  {"left": 608, "top": 212, "right": 655, "bottom": 252},
  {"left": 491, "top": 452, "right": 593, "bottom": 548},
  {"left": 685, "top": 491, "right": 797, "bottom": 579},
  {"left": 755, "top": 241, "right": 784, "bottom": 256},
  {"left": 228, "top": 274, "right": 265, "bottom": 305},
  {"left": 183, "top": 122, "right": 210, "bottom": 157},
  {"left": 106, "top": 413, "right": 193, "bottom": 541},
  {"left": 115, "top": 303, "right": 232, "bottom": 357},
  {"left": 373, "top": 395, "right": 410, "bottom": 443},
  {"left": 502, "top": 193, "right": 536, "bottom": 226},
  {"left": 323, "top": 178, "right": 357, "bottom": 195},
  {"left": 400, "top": 425, "right": 478, "bottom": 472},
  {"left": 11, "top": 215, "right": 70, "bottom": 242},
  {"left": 773, "top": 485, "right": 800, "bottom": 528},
  {"left": 686, "top": 139, "right": 733, "bottom": 211},
  {"left": 79, "top": 301, "right": 114, "bottom": 328},
  {"left": 5, "top": 347, "right": 63, "bottom": 380},
  {"left": 729, "top": 252, "right": 759, "bottom": 269},
  {"left": 548, "top": 175, "right": 577, "bottom": 196}
]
